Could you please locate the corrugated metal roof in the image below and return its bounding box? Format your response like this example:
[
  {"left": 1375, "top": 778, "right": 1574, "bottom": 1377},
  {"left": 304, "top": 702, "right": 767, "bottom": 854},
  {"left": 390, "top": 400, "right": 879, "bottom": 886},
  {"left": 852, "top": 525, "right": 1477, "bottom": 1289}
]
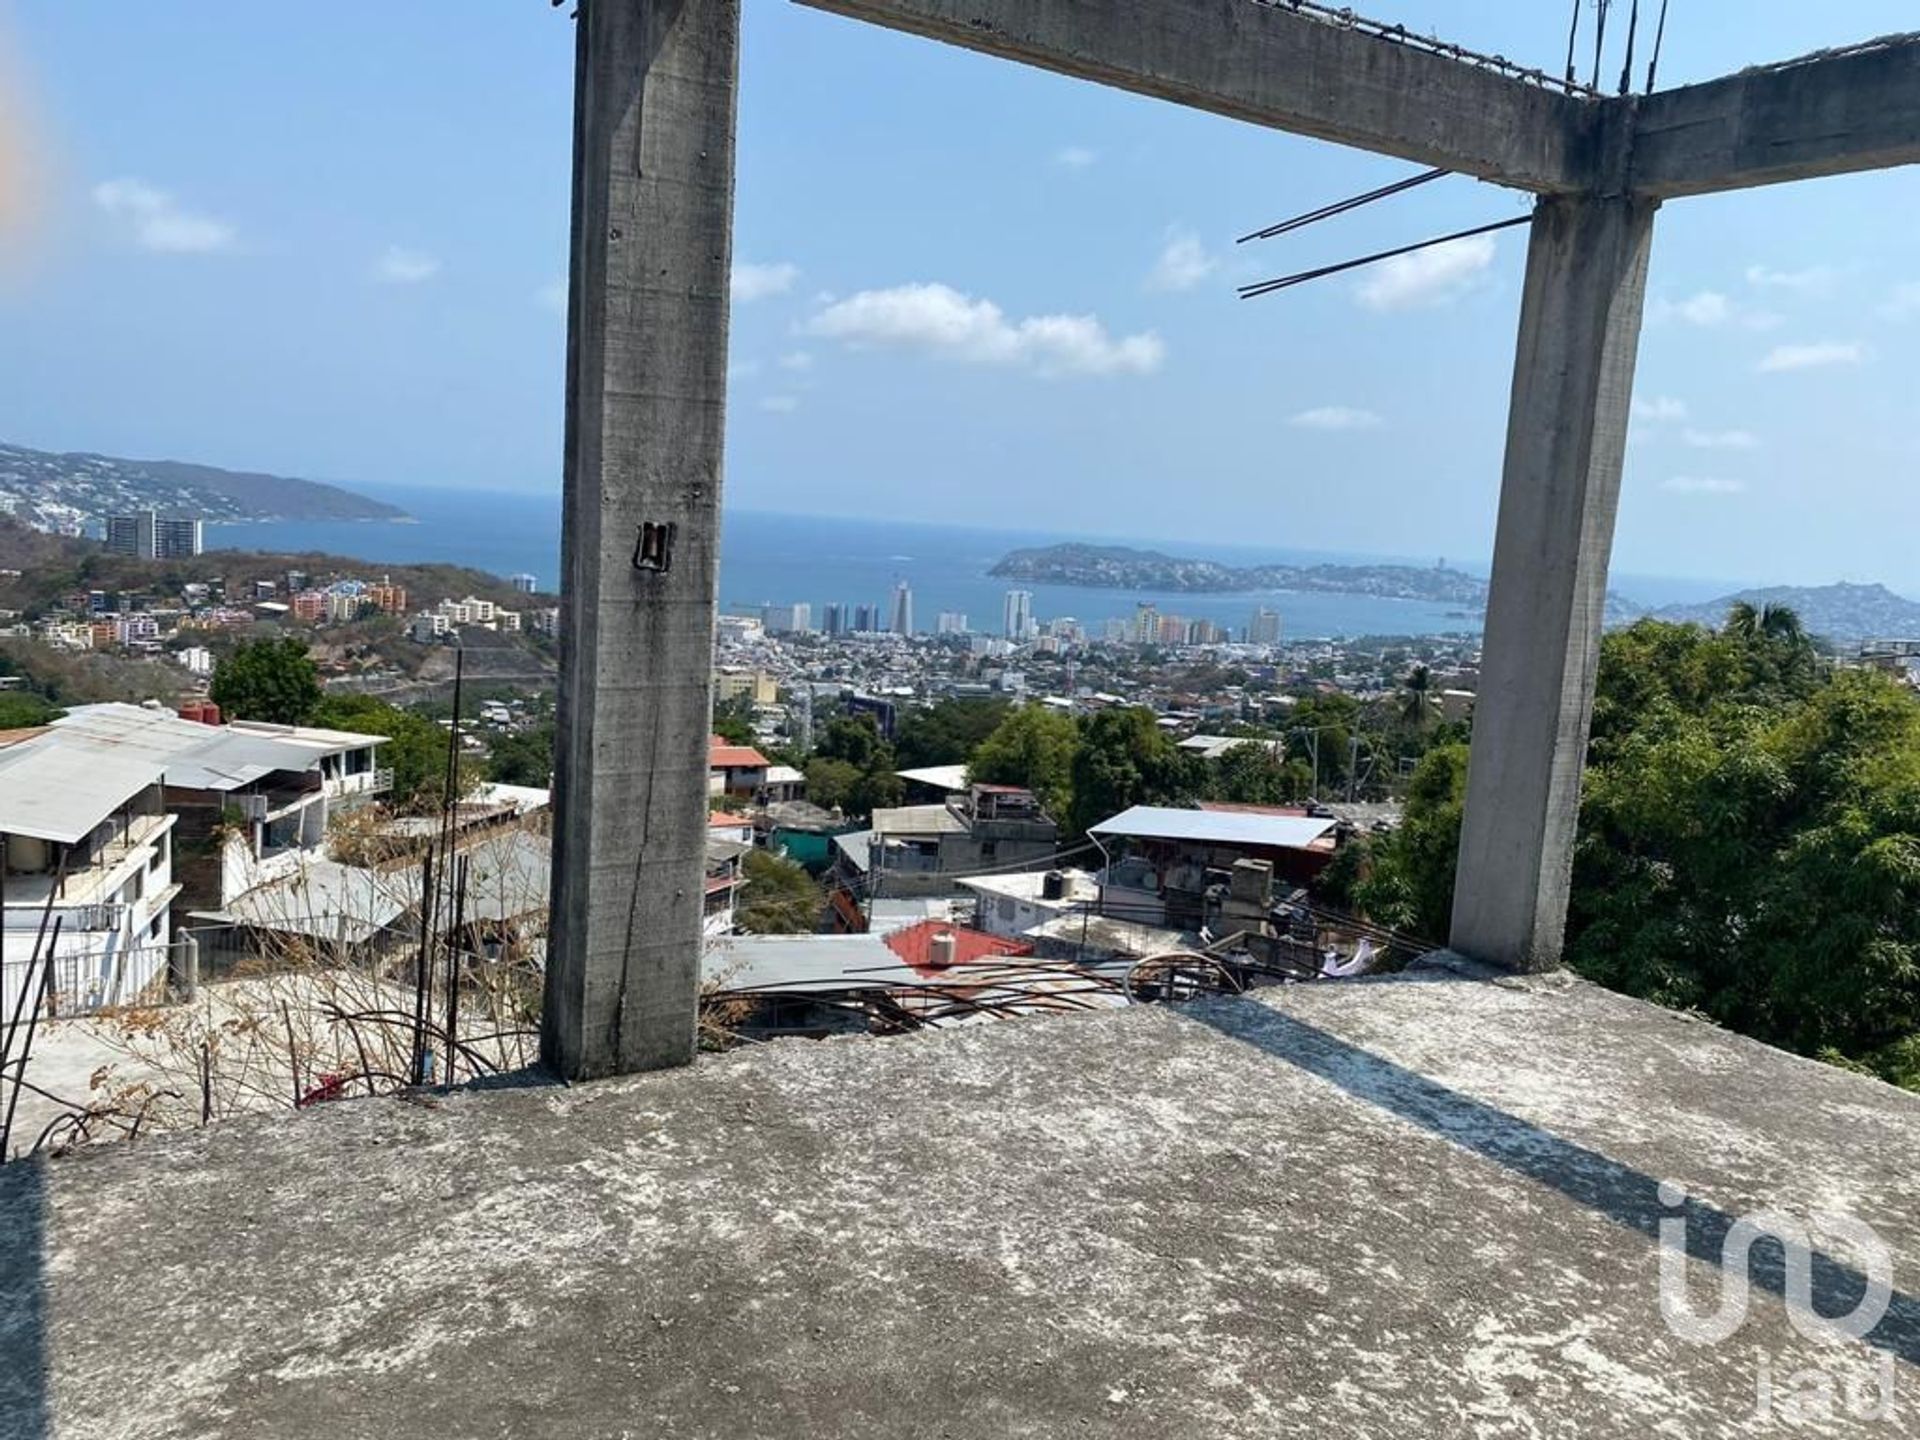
[
  {"left": 224, "top": 860, "right": 414, "bottom": 944},
  {"left": 896, "top": 764, "right": 970, "bottom": 792},
  {"left": 0, "top": 733, "right": 166, "bottom": 844},
  {"left": 1090, "top": 805, "right": 1336, "bottom": 851},
  {"left": 50, "top": 703, "right": 384, "bottom": 792}
]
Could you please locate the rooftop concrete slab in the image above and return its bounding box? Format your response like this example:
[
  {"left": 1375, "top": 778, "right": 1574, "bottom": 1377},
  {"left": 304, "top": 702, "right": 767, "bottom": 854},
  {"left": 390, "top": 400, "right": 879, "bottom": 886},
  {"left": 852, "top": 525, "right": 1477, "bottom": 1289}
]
[{"left": 4, "top": 962, "right": 1917, "bottom": 1437}]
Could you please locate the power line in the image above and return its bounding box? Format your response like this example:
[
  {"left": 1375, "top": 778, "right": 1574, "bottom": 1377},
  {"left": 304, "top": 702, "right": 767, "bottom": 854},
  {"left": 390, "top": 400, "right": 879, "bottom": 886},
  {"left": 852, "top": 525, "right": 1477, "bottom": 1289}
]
[
  {"left": 1238, "top": 214, "right": 1532, "bottom": 302},
  {"left": 1236, "top": 167, "right": 1449, "bottom": 246}
]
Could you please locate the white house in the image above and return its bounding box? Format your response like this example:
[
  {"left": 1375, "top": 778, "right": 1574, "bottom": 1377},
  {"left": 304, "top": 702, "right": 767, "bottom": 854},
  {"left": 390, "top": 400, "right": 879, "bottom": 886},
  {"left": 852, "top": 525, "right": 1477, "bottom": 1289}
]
[{"left": 0, "top": 728, "right": 180, "bottom": 1022}]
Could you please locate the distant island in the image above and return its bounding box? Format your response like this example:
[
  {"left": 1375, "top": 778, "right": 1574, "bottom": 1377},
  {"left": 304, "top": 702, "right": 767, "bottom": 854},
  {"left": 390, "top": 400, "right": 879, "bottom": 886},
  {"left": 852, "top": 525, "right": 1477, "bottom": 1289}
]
[
  {"left": 990, "top": 542, "right": 1920, "bottom": 645},
  {"left": 0, "top": 440, "right": 409, "bottom": 534},
  {"left": 990, "top": 542, "right": 1491, "bottom": 605}
]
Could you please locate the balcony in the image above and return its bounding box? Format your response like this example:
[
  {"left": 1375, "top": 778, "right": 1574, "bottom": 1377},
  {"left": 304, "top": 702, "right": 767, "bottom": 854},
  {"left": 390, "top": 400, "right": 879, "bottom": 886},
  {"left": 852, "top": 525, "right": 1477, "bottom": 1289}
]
[
  {"left": 0, "top": 813, "right": 174, "bottom": 909},
  {"left": 326, "top": 766, "right": 394, "bottom": 800},
  {"left": 2, "top": 957, "right": 1914, "bottom": 1436}
]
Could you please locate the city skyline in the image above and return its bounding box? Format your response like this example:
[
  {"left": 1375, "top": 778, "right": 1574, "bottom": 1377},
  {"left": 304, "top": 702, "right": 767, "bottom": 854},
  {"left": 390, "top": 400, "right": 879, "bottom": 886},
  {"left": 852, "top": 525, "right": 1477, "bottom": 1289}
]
[{"left": 0, "top": 3, "right": 1915, "bottom": 587}]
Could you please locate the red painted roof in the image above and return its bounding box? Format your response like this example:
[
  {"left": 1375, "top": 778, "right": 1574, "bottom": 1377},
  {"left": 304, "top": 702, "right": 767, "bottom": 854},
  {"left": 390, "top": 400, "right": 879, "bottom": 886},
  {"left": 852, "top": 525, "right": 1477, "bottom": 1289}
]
[
  {"left": 709, "top": 739, "right": 771, "bottom": 769},
  {"left": 882, "top": 920, "right": 1034, "bottom": 974},
  {"left": 708, "top": 811, "right": 754, "bottom": 828}
]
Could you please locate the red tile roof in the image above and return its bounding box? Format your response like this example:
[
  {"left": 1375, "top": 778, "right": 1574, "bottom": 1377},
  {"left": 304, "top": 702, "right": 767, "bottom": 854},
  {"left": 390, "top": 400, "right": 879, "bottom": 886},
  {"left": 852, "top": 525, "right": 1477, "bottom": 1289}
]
[
  {"left": 882, "top": 921, "right": 1034, "bottom": 974},
  {"left": 709, "top": 738, "right": 771, "bottom": 769},
  {"left": 708, "top": 811, "right": 754, "bottom": 829}
]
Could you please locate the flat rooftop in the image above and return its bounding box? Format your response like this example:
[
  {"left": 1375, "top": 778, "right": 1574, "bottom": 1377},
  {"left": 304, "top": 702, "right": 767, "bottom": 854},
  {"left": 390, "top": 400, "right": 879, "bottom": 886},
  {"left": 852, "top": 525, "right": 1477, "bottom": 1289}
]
[{"left": 3, "top": 960, "right": 1917, "bottom": 1437}]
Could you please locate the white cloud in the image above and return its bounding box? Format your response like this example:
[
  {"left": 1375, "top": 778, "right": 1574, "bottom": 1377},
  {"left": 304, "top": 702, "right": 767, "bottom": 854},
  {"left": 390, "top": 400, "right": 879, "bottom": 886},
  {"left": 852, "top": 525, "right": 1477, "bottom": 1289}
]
[
  {"left": 760, "top": 395, "right": 800, "bottom": 414},
  {"left": 1147, "top": 229, "right": 1217, "bottom": 293},
  {"left": 1650, "top": 290, "right": 1780, "bottom": 330},
  {"left": 92, "top": 178, "right": 234, "bottom": 254},
  {"left": 732, "top": 261, "right": 798, "bottom": 303},
  {"left": 536, "top": 278, "right": 567, "bottom": 315},
  {"left": 805, "top": 282, "right": 1164, "bottom": 378},
  {"left": 777, "top": 351, "right": 814, "bottom": 372},
  {"left": 1632, "top": 395, "right": 1688, "bottom": 423},
  {"left": 1356, "top": 234, "right": 1496, "bottom": 312},
  {"left": 1746, "top": 264, "right": 1837, "bottom": 296},
  {"left": 1054, "top": 146, "right": 1097, "bottom": 169},
  {"left": 1884, "top": 282, "right": 1920, "bottom": 320},
  {"left": 1288, "top": 406, "right": 1384, "bottom": 431},
  {"left": 1683, "top": 428, "right": 1760, "bottom": 451},
  {"left": 375, "top": 246, "right": 439, "bottom": 285},
  {"left": 1663, "top": 476, "right": 1746, "bottom": 495},
  {"left": 1757, "top": 341, "right": 1864, "bottom": 373},
  {"left": 1149, "top": 232, "right": 1215, "bottom": 293}
]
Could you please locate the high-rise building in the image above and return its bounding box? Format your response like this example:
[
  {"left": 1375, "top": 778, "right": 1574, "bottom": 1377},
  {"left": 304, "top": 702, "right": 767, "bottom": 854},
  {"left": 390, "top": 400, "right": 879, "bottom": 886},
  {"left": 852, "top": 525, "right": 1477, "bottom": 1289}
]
[
  {"left": 153, "top": 517, "right": 202, "bottom": 558},
  {"left": 511, "top": 573, "right": 538, "bottom": 594},
  {"left": 1248, "top": 607, "right": 1283, "bottom": 646},
  {"left": 763, "top": 602, "right": 812, "bottom": 635},
  {"left": 853, "top": 604, "right": 877, "bottom": 633},
  {"left": 1002, "top": 589, "right": 1033, "bottom": 641},
  {"left": 1133, "top": 604, "right": 1160, "bottom": 646},
  {"left": 105, "top": 511, "right": 201, "bottom": 558},
  {"left": 891, "top": 581, "right": 914, "bottom": 636},
  {"left": 936, "top": 612, "right": 968, "bottom": 635},
  {"left": 821, "top": 603, "right": 846, "bottom": 637}
]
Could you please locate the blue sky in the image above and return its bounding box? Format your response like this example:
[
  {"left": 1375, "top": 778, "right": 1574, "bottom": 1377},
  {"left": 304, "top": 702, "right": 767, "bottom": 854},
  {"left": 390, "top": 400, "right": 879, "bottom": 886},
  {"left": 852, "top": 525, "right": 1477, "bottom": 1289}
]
[{"left": 0, "top": 1, "right": 1914, "bottom": 588}]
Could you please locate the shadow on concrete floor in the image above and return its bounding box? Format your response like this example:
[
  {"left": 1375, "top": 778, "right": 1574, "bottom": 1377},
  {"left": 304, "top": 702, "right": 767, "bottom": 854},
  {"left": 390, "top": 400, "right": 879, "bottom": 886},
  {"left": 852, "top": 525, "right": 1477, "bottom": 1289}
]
[
  {"left": 1178, "top": 992, "right": 1920, "bottom": 1370},
  {"left": 0, "top": 1157, "right": 48, "bottom": 1440}
]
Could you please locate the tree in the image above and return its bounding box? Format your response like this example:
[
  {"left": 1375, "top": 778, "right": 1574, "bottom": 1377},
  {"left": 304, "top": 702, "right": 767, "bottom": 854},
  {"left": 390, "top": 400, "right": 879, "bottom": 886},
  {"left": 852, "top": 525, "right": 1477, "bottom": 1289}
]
[
  {"left": 210, "top": 637, "right": 321, "bottom": 725},
  {"left": 1205, "top": 741, "right": 1311, "bottom": 807},
  {"left": 310, "top": 693, "right": 472, "bottom": 811},
  {"left": 803, "top": 757, "right": 862, "bottom": 815},
  {"left": 712, "top": 693, "right": 756, "bottom": 747},
  {"left": 895, "top": 698, "right": 1011, "bottom": 770},
  {"left": 1397, "top": 665, "right": 1437, "bottom": 730},
  {"left": 810, "top": 713, "right": 902, "bottom": 819},
  {"left": 0, "top": 692, "right": 59, "bottom": 729},
  {"left": 969, "top": 706, "right": 1077, "bottom": 820},
  {"left": 487, "top": 722, "right": 554, "bottom": 788},
  {"left": 1352, "top": 743, "right": 1468, "bottom": 938},
  {"left": 736, "top": 849, "right": 823, "bottom": 934},
  {"left": 1068, "top": 707, "right": 1201, "bottom": 836}
]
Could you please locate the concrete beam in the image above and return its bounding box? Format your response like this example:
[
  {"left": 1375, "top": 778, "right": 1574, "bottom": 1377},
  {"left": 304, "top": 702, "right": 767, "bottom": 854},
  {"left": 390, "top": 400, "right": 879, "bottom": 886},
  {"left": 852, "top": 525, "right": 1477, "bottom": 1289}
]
[
  {"left": 793, "top": 0, "right": 1591, "bottom": 192},
  {"left": 1631, "top": 38, "right": 1920, "bottom": 197},
  {"left": 1449, "top": 193, "right": 1657, "bottom": 972},
  {"left": 545, "top": 0, "right": 741, "bottom": 1080}
]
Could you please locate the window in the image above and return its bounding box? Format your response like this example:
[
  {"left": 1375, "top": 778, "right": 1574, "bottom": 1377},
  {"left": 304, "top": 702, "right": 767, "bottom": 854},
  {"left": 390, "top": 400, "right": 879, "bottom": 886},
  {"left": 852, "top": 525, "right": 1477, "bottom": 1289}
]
[
  {"left": 148, "top": 912, "right": 163, "bottom": 940},
  {"left": 979, "top": 840, "right": 998, "bottom": 863},
  {"left": 998, "top": 896, "right": 1016, "bottom": 922}
]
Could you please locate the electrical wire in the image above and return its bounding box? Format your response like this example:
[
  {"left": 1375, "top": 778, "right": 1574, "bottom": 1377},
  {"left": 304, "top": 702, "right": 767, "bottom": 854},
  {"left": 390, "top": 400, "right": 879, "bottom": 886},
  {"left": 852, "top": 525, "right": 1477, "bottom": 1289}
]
[{"left": 1238, "top": 214, "right": 1531, "bottom": 301}]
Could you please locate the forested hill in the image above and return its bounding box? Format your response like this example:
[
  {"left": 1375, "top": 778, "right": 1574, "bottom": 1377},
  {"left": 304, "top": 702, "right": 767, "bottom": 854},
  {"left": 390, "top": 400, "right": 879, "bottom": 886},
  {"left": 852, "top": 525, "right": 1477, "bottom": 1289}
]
[
  {"left": 0, "top": 440, "right": 409, "bottom": 533},
  {"left": 1652, "top": 583, "right": 1920, "bottom": 645}
]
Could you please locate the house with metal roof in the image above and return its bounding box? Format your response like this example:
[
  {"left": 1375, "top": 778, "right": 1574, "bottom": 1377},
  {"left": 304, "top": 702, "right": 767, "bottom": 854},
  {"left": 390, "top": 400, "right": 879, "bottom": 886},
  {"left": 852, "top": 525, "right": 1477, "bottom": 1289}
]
[
  {"left": 47, "top": 703, "right": 390, "bottom": 924},
  {"left": 1089, "top": 805, "right": 1339, "bottom": 931},
  {"left": 0, "top": 727, "right": 181, "bottom": 1024},
  {"left": 841, "top": 784, "right": 1060, "bottom": 902}
]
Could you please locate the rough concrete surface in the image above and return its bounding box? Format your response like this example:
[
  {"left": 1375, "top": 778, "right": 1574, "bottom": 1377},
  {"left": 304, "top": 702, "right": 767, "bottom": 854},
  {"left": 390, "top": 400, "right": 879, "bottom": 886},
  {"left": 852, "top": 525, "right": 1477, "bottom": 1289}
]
[{"left": 3, "top": 965, "right": 1917, "bottom": 1438}]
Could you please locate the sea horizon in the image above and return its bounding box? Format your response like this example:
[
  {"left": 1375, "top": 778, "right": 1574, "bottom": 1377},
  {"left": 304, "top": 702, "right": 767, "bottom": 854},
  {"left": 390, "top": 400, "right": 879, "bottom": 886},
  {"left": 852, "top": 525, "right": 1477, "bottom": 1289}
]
[{"left": 204, "top": 484, "right": 1775, "bottom": 640}]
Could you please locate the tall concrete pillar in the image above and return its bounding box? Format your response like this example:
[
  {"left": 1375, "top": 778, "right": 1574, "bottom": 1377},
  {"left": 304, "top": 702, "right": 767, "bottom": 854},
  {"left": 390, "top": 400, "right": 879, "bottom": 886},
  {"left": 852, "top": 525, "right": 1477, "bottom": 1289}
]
[
  {"left": 544, "top": 0, "right": 740, "bottom": 1079},
  {"left": 1448, "top": 193, "right": 1657, "bottom": 972}
]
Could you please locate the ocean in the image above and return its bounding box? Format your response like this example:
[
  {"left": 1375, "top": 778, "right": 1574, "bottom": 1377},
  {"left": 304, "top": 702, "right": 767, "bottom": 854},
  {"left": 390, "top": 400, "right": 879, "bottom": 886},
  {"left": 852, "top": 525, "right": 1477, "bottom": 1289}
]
[{"left": 204, "top": 483, "right": 1736, "bottom": 642}]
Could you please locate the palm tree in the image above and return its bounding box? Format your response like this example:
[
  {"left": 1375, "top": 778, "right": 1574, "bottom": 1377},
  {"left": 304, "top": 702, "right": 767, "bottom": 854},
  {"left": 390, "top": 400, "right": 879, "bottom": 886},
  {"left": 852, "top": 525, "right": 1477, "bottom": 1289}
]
[
  {"left": 1759, "top": 603, "right": 1805, "bottom": 645},
  {"left": 1398, "top": 665, "right": 1437, "bottom": 730},
  {"left": 1725, "top": 601, "right": 1761, "bottom": 641}
]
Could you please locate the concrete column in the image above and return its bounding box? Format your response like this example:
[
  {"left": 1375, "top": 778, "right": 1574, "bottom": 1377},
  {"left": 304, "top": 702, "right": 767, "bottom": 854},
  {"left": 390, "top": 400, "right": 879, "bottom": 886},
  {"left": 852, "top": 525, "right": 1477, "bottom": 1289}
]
[
  {"left": 1448, "top": 193, "right": 1657, "bottom": 972},
  {"left": 544, "top": 0, "right": 740, "bottom": 1079}
]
